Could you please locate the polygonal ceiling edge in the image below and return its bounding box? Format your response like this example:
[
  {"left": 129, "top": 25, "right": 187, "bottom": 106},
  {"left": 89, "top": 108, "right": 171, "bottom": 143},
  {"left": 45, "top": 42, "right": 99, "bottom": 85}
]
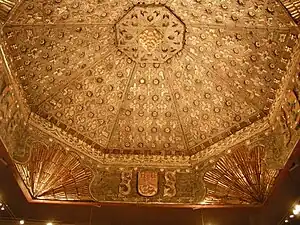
[
  {"left": 1, "top": 0, "right": 299, "bottom": 156},
  {"left": 0, "top": 0, "right": 300, "bottom": 207},
  {"left": 3, "top": 120, "right": 298, "bottom": 206}
]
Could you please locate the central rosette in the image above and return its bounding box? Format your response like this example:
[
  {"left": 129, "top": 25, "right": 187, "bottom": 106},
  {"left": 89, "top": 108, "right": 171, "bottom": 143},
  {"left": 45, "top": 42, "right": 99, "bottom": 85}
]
[
  {"left": 116, "top": 5, "right": 185, "bottom": 64},
  {"left": 138, "top": 28, "right": 163, "bottom": 54}
]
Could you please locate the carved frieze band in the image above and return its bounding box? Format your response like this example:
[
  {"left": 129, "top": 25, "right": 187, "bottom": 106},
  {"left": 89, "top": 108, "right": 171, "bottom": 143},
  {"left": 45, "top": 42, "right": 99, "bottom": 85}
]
[
  {"left": 11, "top": 124, "right": 283, "bottom": 205},
  {"left": 28, "top": 113, "right": 191, "bottom": 167},
  {"left": 29, "top": 112, "right": 274, "bottom": 168},
  {"left": 266, "top": 63, "right": 300, "bottom": 169},
  {"left": 90, "top": 168, "right": 206, "bottom": 204},
  {"left": 0, "top": 51, "right": 28, "bottom": 156},
  {"left": 281, "top": 0, "right": 300, "bottom": 24},
  {"left": 0, "top": 0, "right": 15, "bottom": 24}
]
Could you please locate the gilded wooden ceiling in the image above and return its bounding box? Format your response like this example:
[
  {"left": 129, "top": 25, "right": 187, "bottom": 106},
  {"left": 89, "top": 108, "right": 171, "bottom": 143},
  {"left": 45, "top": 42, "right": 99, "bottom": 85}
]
[{"left": 0, "top": 0, "right": 299, "bottom": 207}]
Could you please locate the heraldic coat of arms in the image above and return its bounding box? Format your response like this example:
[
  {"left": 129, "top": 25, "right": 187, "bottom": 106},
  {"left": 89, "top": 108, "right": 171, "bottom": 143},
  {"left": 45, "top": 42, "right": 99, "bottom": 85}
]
[{"left": 137, "top": 171, "right": 158, "bottom": 197}]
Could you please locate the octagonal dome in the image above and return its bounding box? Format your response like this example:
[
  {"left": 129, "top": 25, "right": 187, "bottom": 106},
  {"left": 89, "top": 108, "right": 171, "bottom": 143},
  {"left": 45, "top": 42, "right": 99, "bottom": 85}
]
[{"left": 0, "top": 0, "right": 299, "bottom": 207}]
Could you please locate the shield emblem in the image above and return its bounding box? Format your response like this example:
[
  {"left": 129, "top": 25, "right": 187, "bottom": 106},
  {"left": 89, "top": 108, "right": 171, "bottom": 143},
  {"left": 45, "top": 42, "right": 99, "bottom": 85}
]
[{"left": 138, "top": 171, "right": 158, "bottom": 197}]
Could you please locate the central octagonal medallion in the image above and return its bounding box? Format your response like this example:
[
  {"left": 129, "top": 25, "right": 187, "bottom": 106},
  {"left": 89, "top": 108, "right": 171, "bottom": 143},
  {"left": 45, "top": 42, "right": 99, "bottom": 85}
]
[{"left": 116, "top": 5, "right": 186, "bottom": 64}]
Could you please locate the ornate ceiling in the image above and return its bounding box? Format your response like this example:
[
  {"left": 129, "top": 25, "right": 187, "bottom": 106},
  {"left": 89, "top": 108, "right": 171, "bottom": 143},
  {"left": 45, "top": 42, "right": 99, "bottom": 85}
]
[{"left": 0, "top": 0, "right": 299, "bottom": 207}]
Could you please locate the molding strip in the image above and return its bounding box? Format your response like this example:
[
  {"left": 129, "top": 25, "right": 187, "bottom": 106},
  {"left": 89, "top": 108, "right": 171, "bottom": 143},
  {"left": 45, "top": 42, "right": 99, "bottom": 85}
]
[
  {"left": 281, "top": 0, "right": 300, "bottom": 24},
  {"left": 0, "top": 0, "right": 15, "bottom": 24}
]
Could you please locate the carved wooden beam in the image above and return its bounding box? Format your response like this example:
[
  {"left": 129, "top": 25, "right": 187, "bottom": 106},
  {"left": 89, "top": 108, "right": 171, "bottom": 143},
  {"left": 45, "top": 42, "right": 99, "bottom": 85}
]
[
  {"left": 281, "top": 0, "right": 300, "bottom": 24},
  {"left": 0, "top": 0, "right": 15, "bottom": 24}
]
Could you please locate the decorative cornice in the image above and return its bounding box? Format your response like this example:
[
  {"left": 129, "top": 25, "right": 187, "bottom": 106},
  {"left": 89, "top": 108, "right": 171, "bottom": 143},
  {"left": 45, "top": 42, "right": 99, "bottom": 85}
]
[
  {"left": 28, "top": 113, "right": 191, "bottom": 168},
  {"left": 190, "top": 118, "right": 270, "bottom": 165},
  {"left": 281, "top": 0, "right": 300, "bottom": 24}
]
